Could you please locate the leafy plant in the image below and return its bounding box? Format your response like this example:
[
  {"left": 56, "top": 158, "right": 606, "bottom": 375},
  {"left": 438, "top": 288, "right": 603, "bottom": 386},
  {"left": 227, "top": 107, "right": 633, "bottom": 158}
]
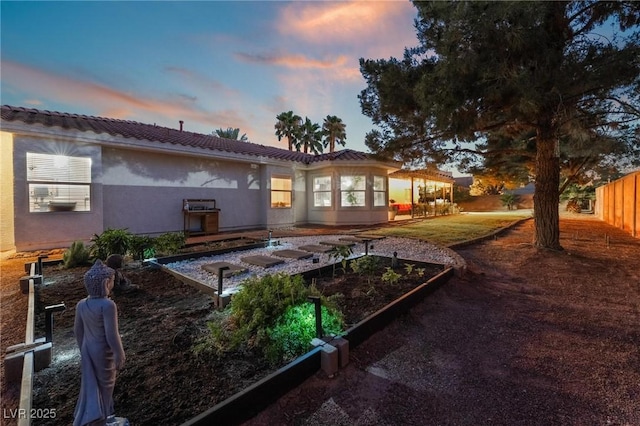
[
  {"left": 153, "top": 232, "right": 186, "bottom": 256},
  {"left": 416, "top": 267, "right": 426, "bottom": 278},
  {"left": 381, "top": 267, "right": 402, "bottom": 285},
  {"left": 228, "top": 273, "right": 313, "bottom": 348},
  {"left": 129, "top": 234, "right": 155, "bottom": 261},
  {"left": 90, "top": 228, "right": 133, "bottom": 260},
  {"left": 62, "top": 241, "right": 91, "bottom": 268},
  {"left": 143, "top": 247, "right": 157, "bottom": 259},
  {"left": 193, "top": 310, "right": 233, "bottom": 356},
  {"left": 265, "top": 303, "right": 343, "bottom": 364},
  {"left": 350, "top": 255, "right": 379, "bottom": 285},
  {"left": 196, "top": 273, "right": 343, "bottom": 363},
  {"left": 328, "top": 245, "right": 353, "bottom": 278},
  {"left": 404, "top": 263, "right": 415, "bottom": 275},
  {"left": 500, "top": 192, "right": 520, "bottom": 211}
]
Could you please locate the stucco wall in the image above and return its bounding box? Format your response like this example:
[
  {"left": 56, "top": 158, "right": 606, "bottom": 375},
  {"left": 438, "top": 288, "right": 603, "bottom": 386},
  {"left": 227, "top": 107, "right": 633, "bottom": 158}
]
[
  {"left": 596, "top": 171, "right": 639, "bottom": 238},
  {"left": 262, "top": 164, "right": 302, "bottom": 229},
  {"left": 102, "top": 148, "right": 266, "bottom": 234},
  {"left": 1, "top": 132, "right": 15, "bottom": 253},
  {"left": 12, "top": 135, "right": 104, "bottom": 251},
  {"left": 5, "top": 127, "right": 398, "bottom": 250}
]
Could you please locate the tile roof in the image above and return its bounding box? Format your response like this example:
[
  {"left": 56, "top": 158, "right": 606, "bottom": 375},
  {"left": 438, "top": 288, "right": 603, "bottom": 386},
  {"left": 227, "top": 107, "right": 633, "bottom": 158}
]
[{"left": 1, "top": 105, "right": 375, "bottom": 164}]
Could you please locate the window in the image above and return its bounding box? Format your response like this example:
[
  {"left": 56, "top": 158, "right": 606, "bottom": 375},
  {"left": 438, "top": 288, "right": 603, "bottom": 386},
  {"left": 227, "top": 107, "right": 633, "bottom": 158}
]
[
  {"left": 313, "top": 176, "right": 332, "bottom": 207},
  {"left": 27, "top": 153, "right": 91, "bottom": 212},
  {"left": 373, "top": 176, "right": 386, "bottom": 207},
  {"left": 340, "top": 175, "right": 365, "bottom": 207},
  {"left": 271, "top": 176, "right": 292, "bottom": 208}
]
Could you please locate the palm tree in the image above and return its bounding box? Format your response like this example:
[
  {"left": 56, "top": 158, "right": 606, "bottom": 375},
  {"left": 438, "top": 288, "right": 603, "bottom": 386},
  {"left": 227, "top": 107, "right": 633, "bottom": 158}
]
[
  {"left": 275, "top": 111, "right": 302, "bottom": 151},
  {"left": 300, "top": 117, "right": 323, "bottom": 154},
  {"left": 322, "top": 115, "right": 346, "bottom": 153},
  {"left": 213, "top": 127, "right": 248, "bottom": 142}
]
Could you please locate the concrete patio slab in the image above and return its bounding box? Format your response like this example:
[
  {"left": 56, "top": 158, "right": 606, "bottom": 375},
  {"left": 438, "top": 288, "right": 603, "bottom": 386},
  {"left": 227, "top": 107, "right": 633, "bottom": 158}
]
[
  {"left": 356, "top": 234, "right": 386, "bottom": 240},
  {"left": 298, "top": 244, "right": 335, "bottom": 253},
  {"left": 271, "top": 249, "right": 314, "bottom": 260},
  {"left": 201, "top": 262, "right": 246, "bottom": 277},
  {"left": 319, "top": 240, "right": 356, "bottom": 247},
  {"left": 338, "top": 236, "right": 369, "bottom": 243},
  {"left": 240, "top": 255, "right": 285, "bottom": 268}
]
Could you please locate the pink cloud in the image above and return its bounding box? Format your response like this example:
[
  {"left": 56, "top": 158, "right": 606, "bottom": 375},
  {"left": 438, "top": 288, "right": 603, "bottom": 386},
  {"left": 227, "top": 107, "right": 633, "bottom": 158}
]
[
  {"left": 278, "top": 1, "right": 416, "bottom": 52},
  {"left": 235, "top": 52, "right": 348, "bottom": 69},
  {"left": 2, "top": 60, "right": 254, "bottom": 138}
]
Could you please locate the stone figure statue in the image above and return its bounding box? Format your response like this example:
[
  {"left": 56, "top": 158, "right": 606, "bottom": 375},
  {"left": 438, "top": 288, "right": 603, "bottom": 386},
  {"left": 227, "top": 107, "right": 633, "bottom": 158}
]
[
  {"left": 74, "top": 260, "right": 127, "bottom": 426},
  {"left": 105, "top": 254, "right": 138, "bottom": 294}
]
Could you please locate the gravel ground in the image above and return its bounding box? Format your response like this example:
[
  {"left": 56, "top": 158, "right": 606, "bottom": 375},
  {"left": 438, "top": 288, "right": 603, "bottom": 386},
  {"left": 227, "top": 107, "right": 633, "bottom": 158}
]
[{"left": 165, "top": 235, "right": 460, "bottom": 292}]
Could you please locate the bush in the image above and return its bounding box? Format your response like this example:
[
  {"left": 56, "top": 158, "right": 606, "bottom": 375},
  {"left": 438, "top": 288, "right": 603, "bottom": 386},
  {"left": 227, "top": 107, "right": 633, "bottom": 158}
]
[
  {"left": 381, "top": 267, "right": 402, "bottom": 285},
  {"left": 153, "top": 232, "right": 186, "bottom": 256},
  {"left": 90, "top": 228, "right": 133, "bottom": 260},
  {"left": 266, "top": 304, "right": 343, "bottom": 363},
  {"left": 229, "top": 273, "right": 311, "bottom": 348},
  {"left": 62, "top": 241, "right": 91, "bottom": 268},
  {"left": 196, "top": 273, "right": 342, "bottom": 365},
  {"left": 350, "top": 255, "right": 379, "bottom": 285},
  {"left": 500, "top": 193, "right": 520, "bottom": 210},
  {"left": 129, "top": 235, "right": 155, "bottom": 261}
]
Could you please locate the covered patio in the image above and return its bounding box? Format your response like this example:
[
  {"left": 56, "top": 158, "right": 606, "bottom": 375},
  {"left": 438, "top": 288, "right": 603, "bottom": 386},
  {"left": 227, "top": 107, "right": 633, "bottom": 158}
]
[{"left": 388, "top": 168, "right": 456, "bottom": 219}]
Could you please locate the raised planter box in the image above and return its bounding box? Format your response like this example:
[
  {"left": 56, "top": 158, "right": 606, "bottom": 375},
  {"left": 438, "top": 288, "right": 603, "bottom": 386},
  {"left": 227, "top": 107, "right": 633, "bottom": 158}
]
[{"left": 175, "top": 260, "right": 453, "bottom": 425}]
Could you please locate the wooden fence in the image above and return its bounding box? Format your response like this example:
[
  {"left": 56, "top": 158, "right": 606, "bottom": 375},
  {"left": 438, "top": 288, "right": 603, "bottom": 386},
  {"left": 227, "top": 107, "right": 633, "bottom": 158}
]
[{"left": 595, "top": 171, "right": 639, "bottom": 238}]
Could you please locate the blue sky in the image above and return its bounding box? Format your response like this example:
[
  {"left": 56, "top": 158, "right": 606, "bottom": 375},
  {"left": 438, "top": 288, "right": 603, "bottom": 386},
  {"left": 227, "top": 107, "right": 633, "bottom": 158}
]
[{"left": 1, "top": 1, "right": 423, "bottom": 157}]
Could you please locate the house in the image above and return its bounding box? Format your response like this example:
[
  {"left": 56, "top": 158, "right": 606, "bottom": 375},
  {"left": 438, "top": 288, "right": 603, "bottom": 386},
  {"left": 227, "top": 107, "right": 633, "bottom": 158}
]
[{"left": 1, "top": 105, "right": 405, "bottom": 252}]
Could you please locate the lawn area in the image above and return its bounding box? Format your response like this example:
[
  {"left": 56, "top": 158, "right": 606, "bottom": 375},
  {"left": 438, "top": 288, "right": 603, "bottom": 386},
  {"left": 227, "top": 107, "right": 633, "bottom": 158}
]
[{"left": 374, "top": 211, "right": 533, "bottom": 246}]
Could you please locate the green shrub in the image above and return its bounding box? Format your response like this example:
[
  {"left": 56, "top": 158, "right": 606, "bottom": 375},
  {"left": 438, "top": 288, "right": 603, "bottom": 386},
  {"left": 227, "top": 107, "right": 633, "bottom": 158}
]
[
  {"left": 62, "top": 241, "right": 91, "bottom": 268},
  {"left": 230, "top": 273, "right": 311, "bottom": 348},
  {"left": 381, "top": 267, "right": 402, "bottom": 285},
  {"left": 90, "top": 228, "right": 133, "bottom": 260},
  {"left": 143, "top": 247, "right": 157, "bottom": 259},
  {"left": 196, "top": 273, "right": 343, "bottom": 364},
  {"left": 193, "top": 310, "right": 233, "bottom": 356},
  {"left": 265, "top": 304, "right": 343, "bottom": 364},
  {"left": 500, "top": 192, "right": 520, "bottom": 210},
  {"left": 350, "top": 255, "right": 379, "bottom": 285},
  {"left": 153, "top": 232, "right": 186, "bottom": 256},
  {"left": 404, "top": 263, "right": 415, "bottom": 275},
  {"left": 129, "top": 235, "right": 154, "bottom": 261},
  {"left": 328, "top": 245, "right": 353, "bottom": 277}
]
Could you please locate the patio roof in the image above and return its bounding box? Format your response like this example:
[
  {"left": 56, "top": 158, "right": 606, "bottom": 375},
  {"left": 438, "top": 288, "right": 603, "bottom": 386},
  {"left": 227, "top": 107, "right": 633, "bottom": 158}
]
[{"left": 389, "top": 168, "right": 455, "bottom": 184}]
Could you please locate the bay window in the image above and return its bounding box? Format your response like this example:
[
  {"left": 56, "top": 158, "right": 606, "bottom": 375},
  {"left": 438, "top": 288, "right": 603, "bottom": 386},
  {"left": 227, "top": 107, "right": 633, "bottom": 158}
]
[
  {"left": 340, "top": 175, "right": 366, "bottom": 207},
  {"left": 313, "top": 176, "right": 332, "bottom": 207}
]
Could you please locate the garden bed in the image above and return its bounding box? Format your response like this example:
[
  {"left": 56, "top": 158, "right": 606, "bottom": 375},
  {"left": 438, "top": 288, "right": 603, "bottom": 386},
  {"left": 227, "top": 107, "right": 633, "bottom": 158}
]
[{"left": 26, "top": 254, "right": 444, "bottom": 425}]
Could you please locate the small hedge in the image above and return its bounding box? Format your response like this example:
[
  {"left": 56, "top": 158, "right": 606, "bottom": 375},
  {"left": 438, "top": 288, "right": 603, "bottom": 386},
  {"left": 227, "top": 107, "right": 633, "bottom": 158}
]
[{"left": 196, "top": 273, "right": 344, "bottom": 365}]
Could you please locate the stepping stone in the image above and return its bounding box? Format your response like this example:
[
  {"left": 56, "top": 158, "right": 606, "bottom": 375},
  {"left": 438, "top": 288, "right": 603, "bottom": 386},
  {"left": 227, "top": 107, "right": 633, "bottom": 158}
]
[
  {"left": 357, "top": 234, "right": 386, "bottom": 240},
  {"left": 240, "top": 255, "right": 285, "bottom": 268},
  {"left": 272, "top": 249, "right": 313, "bottom": 260},
  {"left": 319, "top": 240, "right": 356, "bottom": 247},
  {"left": 338, "top": 236, "right": 369, "bottom": 243},
  {"left": 298, "top": 244, "right": 334, "bottom": 253},
  {"left": 201, "top": 262, "right": 246, "bottom": 277}
]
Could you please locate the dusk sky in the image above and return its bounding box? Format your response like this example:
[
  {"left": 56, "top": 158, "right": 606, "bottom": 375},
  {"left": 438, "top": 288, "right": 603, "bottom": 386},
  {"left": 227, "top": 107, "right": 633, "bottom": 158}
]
[{"left": 1, "top": 1, "right": 421, "bottom": 157}]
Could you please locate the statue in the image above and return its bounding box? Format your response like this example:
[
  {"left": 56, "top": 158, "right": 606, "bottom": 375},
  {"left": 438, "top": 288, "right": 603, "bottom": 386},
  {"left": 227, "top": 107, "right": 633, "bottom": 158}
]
[
  {"left": 74, "top": 260, "right": 128, "bottom": 426},
  {"left": 105, "top": 254, "right": 138, "bottom": 294}
]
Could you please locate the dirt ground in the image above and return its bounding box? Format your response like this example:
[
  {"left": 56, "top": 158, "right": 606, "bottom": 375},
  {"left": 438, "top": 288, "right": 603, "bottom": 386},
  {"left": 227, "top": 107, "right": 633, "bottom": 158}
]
[
  {"left": 2, "top": 215, "right": 639, "bottom": 425},
  {"left": 0, "top": 237, "right": 441, "bottom": 425},
  {"left": 247, "top": 216, "right": 640, "bottom": 426}
]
